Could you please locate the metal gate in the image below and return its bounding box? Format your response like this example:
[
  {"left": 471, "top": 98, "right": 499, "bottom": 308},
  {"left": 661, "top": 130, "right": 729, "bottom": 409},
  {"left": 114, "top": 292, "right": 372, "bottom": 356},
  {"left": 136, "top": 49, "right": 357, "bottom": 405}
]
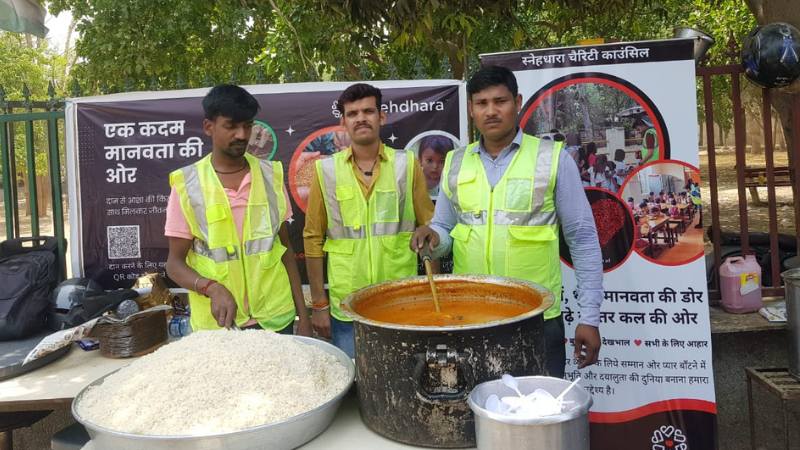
[
  {"left": 698, "top": 60, "right": 800, "bottom": 300},
  {"left": 0, "top": 83, "right": 66, "bottom": 279}
]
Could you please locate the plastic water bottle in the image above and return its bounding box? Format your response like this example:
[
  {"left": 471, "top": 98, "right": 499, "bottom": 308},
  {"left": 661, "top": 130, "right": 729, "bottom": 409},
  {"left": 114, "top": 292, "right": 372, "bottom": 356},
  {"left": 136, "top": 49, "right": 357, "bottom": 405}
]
[
  {"left": 169, "top": 315, "right": 192, "bottom": 337},
  {"left": 115, "top": 299, "right": 140, "bottom": 319}
]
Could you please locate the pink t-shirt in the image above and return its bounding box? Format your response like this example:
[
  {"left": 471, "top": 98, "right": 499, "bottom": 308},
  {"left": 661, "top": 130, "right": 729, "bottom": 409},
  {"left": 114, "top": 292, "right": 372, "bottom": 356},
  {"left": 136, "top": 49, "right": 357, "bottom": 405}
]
[{"left": 164, "top": 172, "right": 293, "bottom": 240}]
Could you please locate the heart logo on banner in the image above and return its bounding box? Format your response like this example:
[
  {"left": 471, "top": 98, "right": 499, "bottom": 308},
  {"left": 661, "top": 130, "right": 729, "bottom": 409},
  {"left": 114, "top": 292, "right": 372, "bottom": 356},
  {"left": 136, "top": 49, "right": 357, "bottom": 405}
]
[
  {"left": 651, "top": 425, "right": 688, "bottom": 450},
  {"left": 659, "top": 425, "right": 675, "bottom": 437},
  {"left": 635, "top": 339, "right": 643, "bottom": 346}
]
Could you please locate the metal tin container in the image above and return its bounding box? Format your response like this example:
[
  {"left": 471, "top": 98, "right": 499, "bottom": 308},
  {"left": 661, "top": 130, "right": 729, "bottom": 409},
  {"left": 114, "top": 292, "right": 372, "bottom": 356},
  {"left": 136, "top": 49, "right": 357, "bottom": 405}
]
[
  {"left": 781, "top": 269, "right": 800, "bottom": 380},
  {"left": 673, "top": 27, "right": 715, "bottom": 61},
  {"left": 468, "top": 376, "right": 592, "bottom": 450},
  {"left": 342, "top": 275, "right": 553, "bottom": 448},
  {"left": 71, "top": 336, "right": 354, "bottom": 450}
]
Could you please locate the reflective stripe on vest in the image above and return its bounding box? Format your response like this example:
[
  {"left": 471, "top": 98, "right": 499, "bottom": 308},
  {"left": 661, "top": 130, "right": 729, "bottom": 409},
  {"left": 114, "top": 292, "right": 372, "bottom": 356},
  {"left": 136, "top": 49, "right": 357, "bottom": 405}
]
[
  {"left": 442, "top": 134, "right": 563, "bottom": 320},
  {"left": 317, "top": 145, "right": 418, "bottom": 321},
  {"left": 319, "top": 157, "right": 365, "bottom": 240},
  {"left": 180, "top": 158, "right": 282, "bottom": 258}
]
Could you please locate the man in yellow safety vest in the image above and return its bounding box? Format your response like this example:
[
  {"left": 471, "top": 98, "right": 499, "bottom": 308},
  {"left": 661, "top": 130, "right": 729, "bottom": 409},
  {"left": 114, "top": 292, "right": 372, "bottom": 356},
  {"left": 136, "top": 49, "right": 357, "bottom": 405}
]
[
  {"left": 412, "top": 66, "right": 603, "bottom": 377},
  {"left": 635, "top": 116, "right": 659, "bottom": 163},
  {"left": 303, "top": 83, "right": 435, "bottom": 357},
  {"left": 165, "top": 85, "right": 311, "bottom": 335}
]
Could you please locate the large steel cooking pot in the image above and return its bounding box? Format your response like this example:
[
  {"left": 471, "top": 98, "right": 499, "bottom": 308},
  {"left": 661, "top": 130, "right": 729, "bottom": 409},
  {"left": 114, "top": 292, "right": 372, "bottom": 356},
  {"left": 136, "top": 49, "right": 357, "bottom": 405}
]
[
  {"left": 71, "top": 336, "right": 354, "bottom": 450},
  {"left": 342, "top": 274, "right": 553, "bottom": 448}
]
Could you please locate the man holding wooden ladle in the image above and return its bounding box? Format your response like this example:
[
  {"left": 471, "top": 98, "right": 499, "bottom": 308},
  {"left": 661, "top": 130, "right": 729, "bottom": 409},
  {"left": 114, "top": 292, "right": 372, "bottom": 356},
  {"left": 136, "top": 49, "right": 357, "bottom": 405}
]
[{"left": 412, "top": 66, "right": 604, "bottom": 377}]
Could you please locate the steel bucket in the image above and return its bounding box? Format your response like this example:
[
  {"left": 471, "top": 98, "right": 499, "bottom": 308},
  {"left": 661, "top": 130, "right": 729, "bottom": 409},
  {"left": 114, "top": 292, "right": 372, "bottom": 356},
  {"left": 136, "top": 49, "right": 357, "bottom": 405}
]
[
  {"left": 468, "top": 376, "right": 592, "bottom": 450},
  {"left": 781, "top": 268, "right": 800, "bottom": 380},
  {"left": 673, "top": 27, "right": 715, "bottom": 62}
]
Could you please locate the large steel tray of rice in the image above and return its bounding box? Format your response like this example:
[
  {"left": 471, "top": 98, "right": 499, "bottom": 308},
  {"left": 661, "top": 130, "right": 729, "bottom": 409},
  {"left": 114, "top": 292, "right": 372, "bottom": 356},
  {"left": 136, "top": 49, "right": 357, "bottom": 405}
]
[{"left": 71, "top": 331, "right": 354, "bottom": 450}]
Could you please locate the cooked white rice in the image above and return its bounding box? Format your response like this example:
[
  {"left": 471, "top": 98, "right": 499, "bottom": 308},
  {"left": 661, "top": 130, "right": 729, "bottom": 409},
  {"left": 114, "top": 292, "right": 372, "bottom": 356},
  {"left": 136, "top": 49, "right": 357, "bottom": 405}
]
[{"left": 75, "top": 330, "right": 350, "bottom": 436}]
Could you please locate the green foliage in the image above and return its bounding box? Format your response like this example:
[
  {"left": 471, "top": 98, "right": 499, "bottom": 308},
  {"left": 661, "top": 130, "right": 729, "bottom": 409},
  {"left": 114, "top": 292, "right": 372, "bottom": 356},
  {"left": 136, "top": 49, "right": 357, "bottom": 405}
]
[
  {"left": 41, "top": 0, "right": 702, "bottom": 87},
  {"left": 43, "top": 0, "right": 756, "bottom": 136},
  {"left": 686, "top": 1, "right": 756, "bottom": 134},
  {"left": 48, "top": 0, "right": 267, "bottom": 91},
  {"left": 0, "top": 32, "right": 65, "bottom": 100},
  {"left": 0, "top": 32, "right": 65, "bottom": 179},
  {"left": 47, "top": 0, "right": 398, "bottom": 89}
]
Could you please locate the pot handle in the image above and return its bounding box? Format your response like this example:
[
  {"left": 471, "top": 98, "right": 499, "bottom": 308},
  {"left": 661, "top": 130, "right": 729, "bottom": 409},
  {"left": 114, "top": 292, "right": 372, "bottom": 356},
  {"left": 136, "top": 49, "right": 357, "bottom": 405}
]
[{"left": 412, "top": 346, "right": 474, "bottom": 403}]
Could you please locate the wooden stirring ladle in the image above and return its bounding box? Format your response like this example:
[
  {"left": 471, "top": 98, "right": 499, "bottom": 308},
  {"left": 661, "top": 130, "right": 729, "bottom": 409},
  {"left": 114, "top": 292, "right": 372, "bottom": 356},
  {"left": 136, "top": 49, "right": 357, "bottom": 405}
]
[{"left": 420, "top": 248, "right": 442, "bottom": 313}]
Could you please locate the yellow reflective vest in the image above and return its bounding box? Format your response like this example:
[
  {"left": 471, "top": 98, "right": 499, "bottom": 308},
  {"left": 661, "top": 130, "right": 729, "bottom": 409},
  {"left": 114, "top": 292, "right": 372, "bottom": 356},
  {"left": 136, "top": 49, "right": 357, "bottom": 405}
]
[
  {"left": 690, "top": 183, "right": 702, "bottom": 206},
  {"left": 169, "top": 153, "right": 294, "bottom": 331},
  {"left": 441, "top": 134, "right": 563, "bottom": 320},
  {"left": 317, "top": 146, "right": 418, "bottom": 321}
]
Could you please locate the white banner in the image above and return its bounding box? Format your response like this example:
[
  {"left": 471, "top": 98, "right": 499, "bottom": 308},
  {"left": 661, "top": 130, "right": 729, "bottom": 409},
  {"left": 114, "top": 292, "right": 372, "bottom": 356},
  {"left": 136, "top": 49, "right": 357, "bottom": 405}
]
[{"left": 483, "top": 38, "right": 716, "bottom": 450}]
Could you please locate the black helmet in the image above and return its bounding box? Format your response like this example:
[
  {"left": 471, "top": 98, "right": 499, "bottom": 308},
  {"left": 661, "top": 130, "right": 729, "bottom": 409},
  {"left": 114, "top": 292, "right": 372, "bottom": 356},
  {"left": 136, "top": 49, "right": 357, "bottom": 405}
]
[
  {"left": 50, "top": 278, "right": 104, "bottom": 311},
  {"left": 742, "top": 22, "right": 800, "bottom": 88},
  {"left": 47, "top": 278, "right": 137, "bottom": 330}
]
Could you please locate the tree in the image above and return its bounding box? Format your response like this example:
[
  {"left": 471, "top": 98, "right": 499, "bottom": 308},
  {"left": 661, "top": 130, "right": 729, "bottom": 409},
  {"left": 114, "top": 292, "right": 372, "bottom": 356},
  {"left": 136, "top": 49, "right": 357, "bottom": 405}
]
[
  {"left": 685, "top": 1, "right": 756, "bottom": 146},
  {"left": 47, "top": 0, "right": 761, "bottom": 98},
  {"left": 325, "top": 0, "right": 698, "bottom": 79},
  {"left": 44, "top": 0, "right": 710, "bottom": 89},
  {"left": 47, "top": 0, "right": 397, "bottom": 90},
  {"left": 0, "top": 31, "right": 66, "bottom": 217},
  {"left": 0, "top": 32, "right": 64, "bottom": 98}
]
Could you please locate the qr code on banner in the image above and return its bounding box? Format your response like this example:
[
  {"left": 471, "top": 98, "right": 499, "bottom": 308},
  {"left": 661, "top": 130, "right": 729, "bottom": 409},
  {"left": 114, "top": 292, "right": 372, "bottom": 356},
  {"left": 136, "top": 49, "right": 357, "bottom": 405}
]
[{"left": 107, "top": 225, "right": 141, "bottom": 259}]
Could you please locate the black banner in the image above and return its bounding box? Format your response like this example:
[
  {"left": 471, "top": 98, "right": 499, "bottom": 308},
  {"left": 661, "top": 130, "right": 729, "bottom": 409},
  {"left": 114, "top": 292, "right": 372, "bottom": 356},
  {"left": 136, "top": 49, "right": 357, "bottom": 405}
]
[
  {"left": 480, "top": 39, "right": 694, "bottom": 71},
  {"left": 69, "top": 82, "right": 465, "bottom": 287}
]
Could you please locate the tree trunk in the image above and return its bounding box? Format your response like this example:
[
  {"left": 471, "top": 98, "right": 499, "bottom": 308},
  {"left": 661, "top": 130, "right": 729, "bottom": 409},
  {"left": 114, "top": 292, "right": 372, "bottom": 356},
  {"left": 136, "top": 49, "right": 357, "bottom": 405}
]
[
  {"left": 747, "top": 103, "right": 764, "bottom": 154},
  {"left": 63, "top": 18, "right": 77, "bottom": 80},
  {"left": 773, "top": 116, "right": 784, "bottom": 150},
  {"left": 36, "top": 175, "right": 50, "bottom": 217},
  {"left": 22, "top": 176, "right": 51, "bottom": 220},
  {"left": 578, "top": 85, "right": 593, "bottom": 140},
  {"left": 698, "top": 121, "right": 704, "bottom": 148}
]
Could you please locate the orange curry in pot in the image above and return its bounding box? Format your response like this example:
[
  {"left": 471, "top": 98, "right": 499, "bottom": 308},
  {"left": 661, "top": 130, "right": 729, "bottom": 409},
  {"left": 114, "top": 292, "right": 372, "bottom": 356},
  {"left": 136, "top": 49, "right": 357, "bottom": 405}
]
[{"left": 352, "top": 279, "right": 543, "bottom": 327}]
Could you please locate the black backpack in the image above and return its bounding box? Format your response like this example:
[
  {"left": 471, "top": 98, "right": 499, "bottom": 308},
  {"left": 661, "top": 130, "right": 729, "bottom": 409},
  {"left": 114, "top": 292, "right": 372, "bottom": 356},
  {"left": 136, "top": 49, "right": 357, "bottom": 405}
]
[{"left": 0, "top": 237, "right": 60, "bottom": 340}]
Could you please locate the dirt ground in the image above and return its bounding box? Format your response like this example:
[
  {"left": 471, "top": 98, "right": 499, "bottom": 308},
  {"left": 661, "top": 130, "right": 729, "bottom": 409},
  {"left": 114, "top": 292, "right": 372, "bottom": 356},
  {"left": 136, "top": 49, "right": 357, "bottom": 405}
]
[{"left": 698, "top": 146, "right": 796, "bottom": 243}]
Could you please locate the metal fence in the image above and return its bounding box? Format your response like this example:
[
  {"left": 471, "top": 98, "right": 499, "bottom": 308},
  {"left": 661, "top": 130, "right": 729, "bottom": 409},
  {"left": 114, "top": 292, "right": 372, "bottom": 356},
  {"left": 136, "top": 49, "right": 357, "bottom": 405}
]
[
  {"left": 697, "top": 62, "right": 800, "bottom": 300},
  {"left": 0, "top": 83, "right": 66, "bottom": 279}
]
